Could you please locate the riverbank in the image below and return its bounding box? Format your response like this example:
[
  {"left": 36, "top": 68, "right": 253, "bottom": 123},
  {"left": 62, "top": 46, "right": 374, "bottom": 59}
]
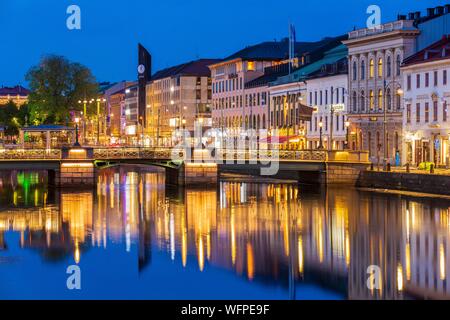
[{"left": 357, "top": 170, "right": 450, "bottom": 196}]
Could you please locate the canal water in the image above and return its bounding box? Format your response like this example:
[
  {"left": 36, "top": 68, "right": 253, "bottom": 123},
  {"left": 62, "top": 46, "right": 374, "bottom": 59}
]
[{"left": 0, "top": 165, "right": 449, "bottom": 300}]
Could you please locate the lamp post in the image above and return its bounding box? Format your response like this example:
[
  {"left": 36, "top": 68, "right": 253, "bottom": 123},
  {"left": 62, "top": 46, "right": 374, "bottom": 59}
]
[
  {"left": 318, "top": 121, "right": 324, "bottom": 149},
  {"left": 383, "top": 80, "right": 403, "bottom": 170},
  {"left": 74, "top": 117, "right": 81, "bottom": 147},
  {"left": 345, "top": 120, "right": 350, "bottom": 150}
]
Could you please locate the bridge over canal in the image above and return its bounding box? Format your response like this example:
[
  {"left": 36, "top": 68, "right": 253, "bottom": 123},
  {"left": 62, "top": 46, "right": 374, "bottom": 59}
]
[{"left": 0, "top": 147, "right": 370, "bottom": 187}]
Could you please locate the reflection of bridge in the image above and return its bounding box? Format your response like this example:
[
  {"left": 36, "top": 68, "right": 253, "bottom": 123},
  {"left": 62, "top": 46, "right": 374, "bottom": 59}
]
[{"left": 0, "top": 148, "right": 370, "bottom": 186}]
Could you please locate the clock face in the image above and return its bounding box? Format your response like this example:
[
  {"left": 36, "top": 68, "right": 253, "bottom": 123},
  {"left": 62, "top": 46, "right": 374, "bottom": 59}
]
[{"left": 138, "top": 64, "right": 146, "bottom": 74}]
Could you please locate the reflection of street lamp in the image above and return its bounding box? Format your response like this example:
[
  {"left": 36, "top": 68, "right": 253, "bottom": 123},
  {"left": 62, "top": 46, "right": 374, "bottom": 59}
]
[
  {"left": 345, "top": 120, "right": 350, "bottom": 150},
  {"left": 74, "top": 117, "right": 81, "bottom": 147},
  {"left": 318, "top": 121, "right": 324, "bottom": 149}
]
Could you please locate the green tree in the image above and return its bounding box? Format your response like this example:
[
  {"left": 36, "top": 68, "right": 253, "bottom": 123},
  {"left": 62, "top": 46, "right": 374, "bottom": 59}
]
[
  {"left": 0, "top": 101, "right": 25, "bottom": 136},
  {"left": 25, "top": 55, "right": 98, "bottom": 125}
]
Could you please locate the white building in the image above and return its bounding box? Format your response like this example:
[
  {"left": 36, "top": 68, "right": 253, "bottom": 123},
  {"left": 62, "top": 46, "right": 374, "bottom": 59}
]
[
  {"left": 402, "top": 35, "right": 450, "bottom": 167},
  {"left": 343, "top": 19, "right": 419, "bottom": 165}
]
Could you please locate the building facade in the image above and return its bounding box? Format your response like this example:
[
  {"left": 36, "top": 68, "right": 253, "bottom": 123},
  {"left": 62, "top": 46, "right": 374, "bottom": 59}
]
[
  {"left": 124, "top": 85, "right": 140, "bottom": 145},
  {"left": 210, "top": 38, "right": 342, "bottom": 149},
  {"left": 269, "top": 43, "right": 348, "bottom": 150},
  {"left": 0, "top": 85, "right": 29, "bottom": 106},
  {"left": 344, "top": 19, "right": 419, "bottom": 166},
  {"left": 145, "top": 59, "right": 219, "bottom": 147},
  {"left": 402, "top": 35, "right": 450, "bottom": 167}
]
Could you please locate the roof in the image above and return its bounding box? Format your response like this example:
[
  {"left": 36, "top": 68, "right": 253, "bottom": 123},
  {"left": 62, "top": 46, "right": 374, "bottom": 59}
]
[
  {"left": 270, "top": 44, "right": 348, "bottom": 86},
  {"left": 151, "top": 59, "right": 221, "bottom": 81},
  {"left": 221, "top": 38, "right": 341, "bottom": 63},
  {"left": 402, "top": 35, "right": 450, "bottom": 67},
  {"left": 21, "top": 125, "right": 75, "bottom": 132},
  {"left": 0, "top": 85, "right": 30, "bottom": 96},
  {"left": 245, "top": 63, "right": 291, "bottom": 89}
]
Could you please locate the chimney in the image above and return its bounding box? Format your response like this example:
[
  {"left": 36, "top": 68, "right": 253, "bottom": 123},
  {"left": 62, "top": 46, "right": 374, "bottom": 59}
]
[
  {"left": 408, "top": 12, "right": 415, "bottom": 20},
  {"left": 414, "top": 11, "right": 421, "bottom": 20},
  {"left": 427, "top": 8, "right": 435, "bottom": 17},
  {"left": 436, "top": 6, "right": 444, "bottom": 15},
  {"left": 445, "top": 4, "right": 450, "bottom": 14}
]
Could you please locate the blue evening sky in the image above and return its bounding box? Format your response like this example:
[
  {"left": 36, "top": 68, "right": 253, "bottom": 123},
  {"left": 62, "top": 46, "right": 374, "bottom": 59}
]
[{"left": 0, "top": 0, "right": 447, "bottom": 86}]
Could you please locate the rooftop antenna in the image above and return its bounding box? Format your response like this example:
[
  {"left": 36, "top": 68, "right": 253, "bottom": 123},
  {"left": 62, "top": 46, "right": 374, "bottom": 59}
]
[{"left": 288, "top": 23, "right": 296, "bottom": 75}]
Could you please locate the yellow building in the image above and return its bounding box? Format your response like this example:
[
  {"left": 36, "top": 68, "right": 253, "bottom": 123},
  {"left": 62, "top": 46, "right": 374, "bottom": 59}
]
[
  {"left": 145, "top": 59, "right": 219, "bottom": 147},
  {"left": 0, "top": 85, "right": 29, "bottom": 106}
]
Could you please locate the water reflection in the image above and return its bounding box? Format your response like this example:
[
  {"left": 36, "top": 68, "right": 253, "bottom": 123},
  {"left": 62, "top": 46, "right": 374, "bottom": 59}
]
[{"left": 1, "top": 167, "right": 450, "bottom": 299}]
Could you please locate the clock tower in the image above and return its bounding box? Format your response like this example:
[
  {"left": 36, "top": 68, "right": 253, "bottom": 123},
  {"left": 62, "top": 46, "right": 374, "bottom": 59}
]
[{"left": 137, "top": 43, "right": 152, "bottom": 128}]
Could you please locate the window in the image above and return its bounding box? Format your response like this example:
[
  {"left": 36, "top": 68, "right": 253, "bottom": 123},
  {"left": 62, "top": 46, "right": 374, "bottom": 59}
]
[
  {"left": 352, "top": 91, "right": 357, "bottom": 112},
  {"left": 309, "top": 92, "right": 313, "bottom": 106},
  {"left": 425, "top": 73, "right": 429, "bottom": 87},
  {"left": 444, "top": 70, "right": 448, "bottom": 85},
  {"left": 352, "top": 61, "right": 357, "bottom": 80},
  {"left": 378, "top": 58, "right": 383, "bottom": 78},
  {"left": 396, "top": 92, "right": 401, "bottom": 110},
  {"left": 433, "top": 101, "right": 438, "bottom": 122},
  {"left": 434, "top": 71, "right": 438, "bottom": 86},
  {"left": 360, "top": 91, "right": 366, "bottom": 111},
  {"left": 369, "top": 90, "right": 374, "bottom": 110},
  {"left": 369, "top": 59, "right": 375, "bottom": 78},
  {"left": 386, "top": 89, "right": 392, "bottom": 110},
  {"left": 396, "top": 55, "right": 401, "bottom": 76},
  {"left": 417, "top": 74, "right": 421, "bottom": 88},
  {"left": 361, "top": 60, "right": 366, "bottom": 80},
  {"left": 425, "top": 102, "right": 429, "bottom": 123},
  {"left": 444, "top": 101, "right": 448, "bottom": 122},
  {"left": 247, "top": 61, "right": 255, "bottom": 71},
  {"left": 387, "top": 56, "right": 392, "bottom": 77},
  {"left": 406, "top": 104, "right": 411, "bottom": 123},
  {"left": 407, "top": 75, "right": 411, "bottom": 91},
  {"left": 378, "top": 89, "right": 383, "bottom": 110},
  {"left": 416, "top": 103, "right": 421, "bottom": 123}
]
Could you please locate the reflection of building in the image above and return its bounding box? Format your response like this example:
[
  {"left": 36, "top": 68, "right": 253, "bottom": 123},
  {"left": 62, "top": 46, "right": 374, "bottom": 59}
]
[
  {"left": 402, "top": 36, "right": 450, "bottom": 166},
  {"left": 0, "top": 85, "right": 29, "bottom": 106},
  {"left": 146, "top": 59, "right": 219, "bottom": 147},
  {"left": 348, "top": 192, "right": 404, "bottom": 300},
  {"left": 402, "top": 200, "right": 450, "bottom": 299}
]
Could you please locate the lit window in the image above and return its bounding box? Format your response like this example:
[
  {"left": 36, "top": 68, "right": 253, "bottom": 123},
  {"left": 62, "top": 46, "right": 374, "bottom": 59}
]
[
  {"left": 369, "top": 59, "right": 375, "bottom": 78},
  {"left": 247, "top": 61, "right": 255, "bottom": 71}
]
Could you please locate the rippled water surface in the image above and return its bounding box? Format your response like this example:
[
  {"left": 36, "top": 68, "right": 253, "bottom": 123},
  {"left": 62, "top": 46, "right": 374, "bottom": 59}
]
[{"left": 1, "top": 166, "right": 449, "bottom": 300}]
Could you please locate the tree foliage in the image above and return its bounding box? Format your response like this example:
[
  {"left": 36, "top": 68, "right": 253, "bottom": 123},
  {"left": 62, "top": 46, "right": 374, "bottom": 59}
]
[
  {"left": 0, "top": 101, "right": 29, "bottom": 136},
  {"left": 25, "top": 55, "right": 98, "bottom": 125}
]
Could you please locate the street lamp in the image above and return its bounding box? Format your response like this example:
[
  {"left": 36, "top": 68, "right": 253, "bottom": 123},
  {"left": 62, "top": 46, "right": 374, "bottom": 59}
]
[
  {"left": 318, "top": 121, "right": 324, "bottom": 149},
  {"left": 383, "top": 80, "right": 403, "bottom": 170},
  {"left": 345, "top": 120, "right": 350, "bottom": 150},
  {"left": 74, "top": 117, "right": 81, "bottom": 147}
]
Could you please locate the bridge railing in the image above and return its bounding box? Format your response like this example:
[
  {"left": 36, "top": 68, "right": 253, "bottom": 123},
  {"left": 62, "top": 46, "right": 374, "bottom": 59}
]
[
  {"left": 93, "top": 147, "right": 176, "bottom": 160},
  {"left": 215, "top": 149, "right": 328, "bottom": 161},
  {"left": 0, "top": 148, "right": 62, "bottom": 160}
]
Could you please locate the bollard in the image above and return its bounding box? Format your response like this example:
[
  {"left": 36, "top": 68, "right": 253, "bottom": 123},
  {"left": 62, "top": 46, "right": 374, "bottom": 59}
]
[
  {"left": 387, "top": 163, "right": 391, "bottom": 172},
  {"left": 406, "top": 163, "right": 410, "bottom": 173},
  {"left": 370, "top": 163, "right": 374, "bottom": 171},
  {"left": 430, "top": 163, "right": 435, "bottom": 174}
]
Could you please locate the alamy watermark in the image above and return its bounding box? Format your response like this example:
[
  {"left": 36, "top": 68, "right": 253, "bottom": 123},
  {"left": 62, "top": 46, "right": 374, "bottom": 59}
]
[
  {"left": 66, "top": 265, "right": 81, "bottom": 290},
  {"left": 66, "top": 5, "right": 81, "bottom": 30}
]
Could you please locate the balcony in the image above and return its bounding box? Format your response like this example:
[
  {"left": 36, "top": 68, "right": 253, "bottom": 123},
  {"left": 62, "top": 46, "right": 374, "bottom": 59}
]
[{"left": 348, "top": 20, "right": 416, "bottom": 40}]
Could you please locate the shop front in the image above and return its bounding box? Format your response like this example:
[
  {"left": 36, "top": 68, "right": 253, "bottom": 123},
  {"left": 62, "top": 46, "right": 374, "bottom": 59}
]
[{"left": 404, "top": 130, "right": 450, "bottom": 168}]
